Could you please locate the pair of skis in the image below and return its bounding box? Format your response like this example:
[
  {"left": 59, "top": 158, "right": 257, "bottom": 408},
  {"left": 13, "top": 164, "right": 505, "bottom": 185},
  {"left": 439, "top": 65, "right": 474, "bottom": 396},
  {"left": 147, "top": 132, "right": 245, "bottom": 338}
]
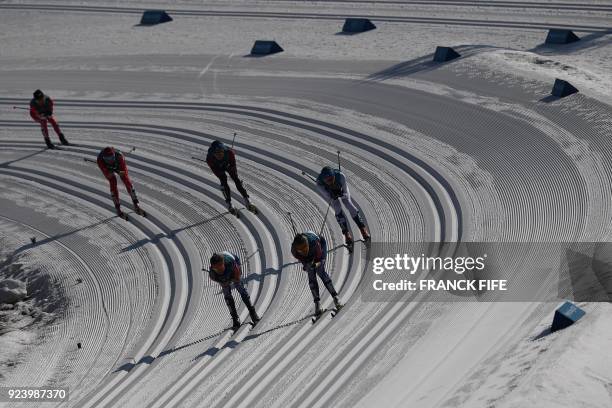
[
  {"left": 118, "top": 206, "right": 147, "bottom": 221},
  {"left": 229, "top": 319, "right": 259, "bottom": 333},
  {"left": 311, "top": 303, "right": 344, "bottom": 324},
  {"left": 228, "top": 202, "right": 259, "bottom": 219},
  {"left": 46, "top": 141, "right": 80, "bottom": 150},
  {"left": 345, "top": 235, "right": 371, "bottom": 254}
]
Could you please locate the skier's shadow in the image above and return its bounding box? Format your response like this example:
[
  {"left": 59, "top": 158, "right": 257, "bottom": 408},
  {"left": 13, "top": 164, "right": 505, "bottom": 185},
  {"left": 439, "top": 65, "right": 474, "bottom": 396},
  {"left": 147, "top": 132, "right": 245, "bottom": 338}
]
[
  {"left": 242, "top": 315, "right": 312, "bottom": 342},
  {"left": 154, "top": 242, "right": 353, "bottom": 362},
  {"left": 192, "top": 339, "right": 242, "bottom": 361},
  {"left": 120, "top": 212, "right": 229, "bottom": 252},
  {"left": 8, "top": 216, "right": 116, "bottom": 258},
  {"left": 0, "top": 148, "right": 47, "bottom": 168},
  {"left": 191, "top": 315, "right": 312, "bottom": 361},
  {"left": 115, "top": 327, "right": 230, "bottom": 372}
]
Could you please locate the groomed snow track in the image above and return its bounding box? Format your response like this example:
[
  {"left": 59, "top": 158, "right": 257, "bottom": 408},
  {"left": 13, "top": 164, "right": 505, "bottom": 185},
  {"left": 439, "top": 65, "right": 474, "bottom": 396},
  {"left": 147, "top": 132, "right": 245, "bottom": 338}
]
[
  {"left": 2, "top": 0, "right": 612, "bottom": 398},
  {"left": 1, "top": 3, "right": 611, "bottom": 31},
  {"left": 0, "top": 96, "right": 461, "bottom": 407}
]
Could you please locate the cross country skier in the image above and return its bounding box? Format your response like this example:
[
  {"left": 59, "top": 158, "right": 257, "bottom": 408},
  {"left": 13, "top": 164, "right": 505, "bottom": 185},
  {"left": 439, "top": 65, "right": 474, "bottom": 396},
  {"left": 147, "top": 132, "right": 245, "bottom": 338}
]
[
  {"left": 209, "top": 252, "right": 260, "bottom": 330},
  {"left": 317, "top": 166, "right": 370, "bottom": 251},
  {"left": 97, "top": 147, "right": 144, "bottom": 219},
  {"left": 291, "top": 231, "right": 342, "bottom": 317},
  {"left": 29, "top": 89, "right": 69, "bottom": 149},
  {"left": 206, "top": 140, "right": 257, "bottom": 216}
]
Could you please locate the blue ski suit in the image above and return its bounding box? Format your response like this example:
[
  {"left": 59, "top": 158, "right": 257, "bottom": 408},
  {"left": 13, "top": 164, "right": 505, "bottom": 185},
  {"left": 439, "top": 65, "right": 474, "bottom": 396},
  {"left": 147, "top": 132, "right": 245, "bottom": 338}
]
[{"left": 291, "top": 231, "right": 338, "bottom": 302}]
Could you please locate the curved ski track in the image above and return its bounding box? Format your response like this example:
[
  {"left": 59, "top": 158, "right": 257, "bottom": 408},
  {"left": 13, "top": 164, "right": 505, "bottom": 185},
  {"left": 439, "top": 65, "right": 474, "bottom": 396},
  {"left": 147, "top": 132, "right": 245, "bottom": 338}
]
[{"left": 0, "top": 98, "right": 460, "bottom": 408}]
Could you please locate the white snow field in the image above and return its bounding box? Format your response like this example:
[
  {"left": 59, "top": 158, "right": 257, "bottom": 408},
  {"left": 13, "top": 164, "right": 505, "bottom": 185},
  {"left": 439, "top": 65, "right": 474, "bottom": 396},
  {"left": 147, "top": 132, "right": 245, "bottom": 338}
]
[{"left": 1, "top": 1, "right": 612, "bottom": 407}]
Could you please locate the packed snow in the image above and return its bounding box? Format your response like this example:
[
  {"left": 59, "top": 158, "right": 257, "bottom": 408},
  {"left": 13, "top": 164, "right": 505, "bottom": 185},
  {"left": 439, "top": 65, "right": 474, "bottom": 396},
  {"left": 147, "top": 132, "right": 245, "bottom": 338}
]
[{"left": 1, "top": 1, "right": 612, "bottom": 407}]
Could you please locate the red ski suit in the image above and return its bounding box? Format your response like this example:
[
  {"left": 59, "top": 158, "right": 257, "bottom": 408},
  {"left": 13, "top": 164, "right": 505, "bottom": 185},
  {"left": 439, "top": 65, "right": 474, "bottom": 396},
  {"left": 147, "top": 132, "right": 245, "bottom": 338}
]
[
  {"left": 97, "top": 152, "right": 135, "bottom": 207},
  {"left": 29, "top": 96, "right": 62, "bottom": 139}
]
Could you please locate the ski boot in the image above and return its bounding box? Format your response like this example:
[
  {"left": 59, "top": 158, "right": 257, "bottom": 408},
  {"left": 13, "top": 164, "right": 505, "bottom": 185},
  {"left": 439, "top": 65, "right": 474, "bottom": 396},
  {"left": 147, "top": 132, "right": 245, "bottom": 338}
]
[
  {"left": 359, "top": 225, "right": 371, "bottom": 243},
  {"left": 44, "top": 137, "right": 56, "bottom": 149},
  {"left": 59, "top": 133, "right": 70, "bottom": 146},
  {"left": 331, "top": 296, "right": 344, "bottom": 317},
  {"left": 312, "top": 301, "right": 325, "bottom": 324},
  {"left": 228, "top": 203, "right": 240, "bottom": 218},
  {"left": 344, "top": 231, "right": 354, "bottom": 253},
  {"left": 333, "top": 296, "right": 344, "bottom": 315},
  {"left": 116, "top": 205, "right": 128, "bottom": 221},
  {"left": 333, "top": 296, "right": 343, "bottom": 311},
  {"left": 134, "top": 204, "right": 147, "bottom": 217},
  {"left": 129, "top": 190, "right": 146, "bottom": 217},
  {"left": 133, "top": 201, "right": 147, "bottom": 217},
  {"left": 245, "top": 198, "right": 259, "bottom": 215}
]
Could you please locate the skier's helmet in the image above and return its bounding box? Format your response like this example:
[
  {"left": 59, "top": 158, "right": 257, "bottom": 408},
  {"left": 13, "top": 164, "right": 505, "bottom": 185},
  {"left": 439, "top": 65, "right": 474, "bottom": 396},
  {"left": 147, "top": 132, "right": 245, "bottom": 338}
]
[
  {"left": 33, "top": 89, "right": 44, "bottom": 99},
  {"left": 101, "top": 147, "right": 116, "bottom": 165},
  {"left": 210, "top": 253, "right": 224, "bottom": 273},
  {"left": 211, "top": 140, "right": 226, "bottom": 160},
  {"left": 321, "top": 166, "right": 335, "bottom": 185},
  {"left": 292, "top": 234, "right": 309, "bottom": 256}
]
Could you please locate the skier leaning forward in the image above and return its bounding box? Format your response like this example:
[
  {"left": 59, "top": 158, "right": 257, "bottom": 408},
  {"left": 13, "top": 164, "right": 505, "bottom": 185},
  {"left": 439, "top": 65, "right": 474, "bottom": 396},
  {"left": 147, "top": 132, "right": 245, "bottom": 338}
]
[
  {"left": 316, "top": 166, "right": 370, "bottom": 248},
  {"left": 209, "top": 251, "right": 260, "bottom": 330},
  {"left": 29, "top": 89, "right": 70, "bottom": 149},
  {"left": 291, "top": 231, "right": 342, "bottom": 316},
  {"left": 97, "top": 147, "right": 144, "bottom": 218},
  {"left": 206, "top": 140, "right": 257, "bottom": 215}
]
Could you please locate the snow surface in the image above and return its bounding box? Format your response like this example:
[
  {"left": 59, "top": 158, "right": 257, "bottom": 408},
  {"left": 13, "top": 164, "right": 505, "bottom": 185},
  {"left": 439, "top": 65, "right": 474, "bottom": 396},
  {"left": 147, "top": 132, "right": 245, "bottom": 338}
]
[{"left": 1, "top": 1, "right": 612, "bottom": 407}]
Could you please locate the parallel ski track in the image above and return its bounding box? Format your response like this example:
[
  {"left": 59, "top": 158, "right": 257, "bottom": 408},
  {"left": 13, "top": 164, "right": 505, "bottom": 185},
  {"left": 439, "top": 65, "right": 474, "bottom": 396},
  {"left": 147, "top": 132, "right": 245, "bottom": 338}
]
[
  {"left": 255, "top": 0, "right": 612, "bottom": 12},
  {"left": 0, "top": 214, "right": 115, "bottom": 392},
  {"left": 0, "top": 134, "right": 353, "bottom": 408},
  {"left": 0, "top": 3, "right": 610, "bottom": 31},
  {"left": 0, "top": 140, "right": 273, "bottom": 408},
  {"left": 0, "top": 99, "right": 461, "bottom": 403},
  {"left": 0, "top": 161, "right": 184, "bottom": 405},
  {"left": 0, "top": 98, "right": 461, "bottom": 242}
]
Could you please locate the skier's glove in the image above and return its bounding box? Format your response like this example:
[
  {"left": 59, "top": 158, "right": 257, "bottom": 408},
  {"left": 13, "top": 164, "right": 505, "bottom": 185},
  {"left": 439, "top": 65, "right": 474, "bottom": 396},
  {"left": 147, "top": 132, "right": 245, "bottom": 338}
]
[{"left": 304, "top": 261, "right": 321, "bottom": 271}]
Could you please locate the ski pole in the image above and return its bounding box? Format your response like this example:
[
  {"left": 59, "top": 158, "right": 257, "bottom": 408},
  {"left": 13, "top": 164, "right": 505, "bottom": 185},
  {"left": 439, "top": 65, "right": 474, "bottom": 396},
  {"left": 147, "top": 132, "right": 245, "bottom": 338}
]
[
  {"left": 191, "top": 156, "right": 206, "bottom": 163},
  {"left": 301, "top": 171, "right": 317, "bottom": 183},
  {"left": 337, "top": 150, "right": 342, "bottom": 171},
  {"left": 124, "top": 146, "right": 136, "bottom": 157},
  {"left": 12, "top": 106, "right": 28, "bottom": 111},
  {"left": 287, "top": 212, "right": 298, "bottom": 236},
  {"left": 318, "top": 198, "right": 333, "bottom": 236},
  {"left": 231, "top": 132, "right": 237, "bottom": 149},
  {"left": 244, "top": 248, "right": 260, "bottom": 262}
]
